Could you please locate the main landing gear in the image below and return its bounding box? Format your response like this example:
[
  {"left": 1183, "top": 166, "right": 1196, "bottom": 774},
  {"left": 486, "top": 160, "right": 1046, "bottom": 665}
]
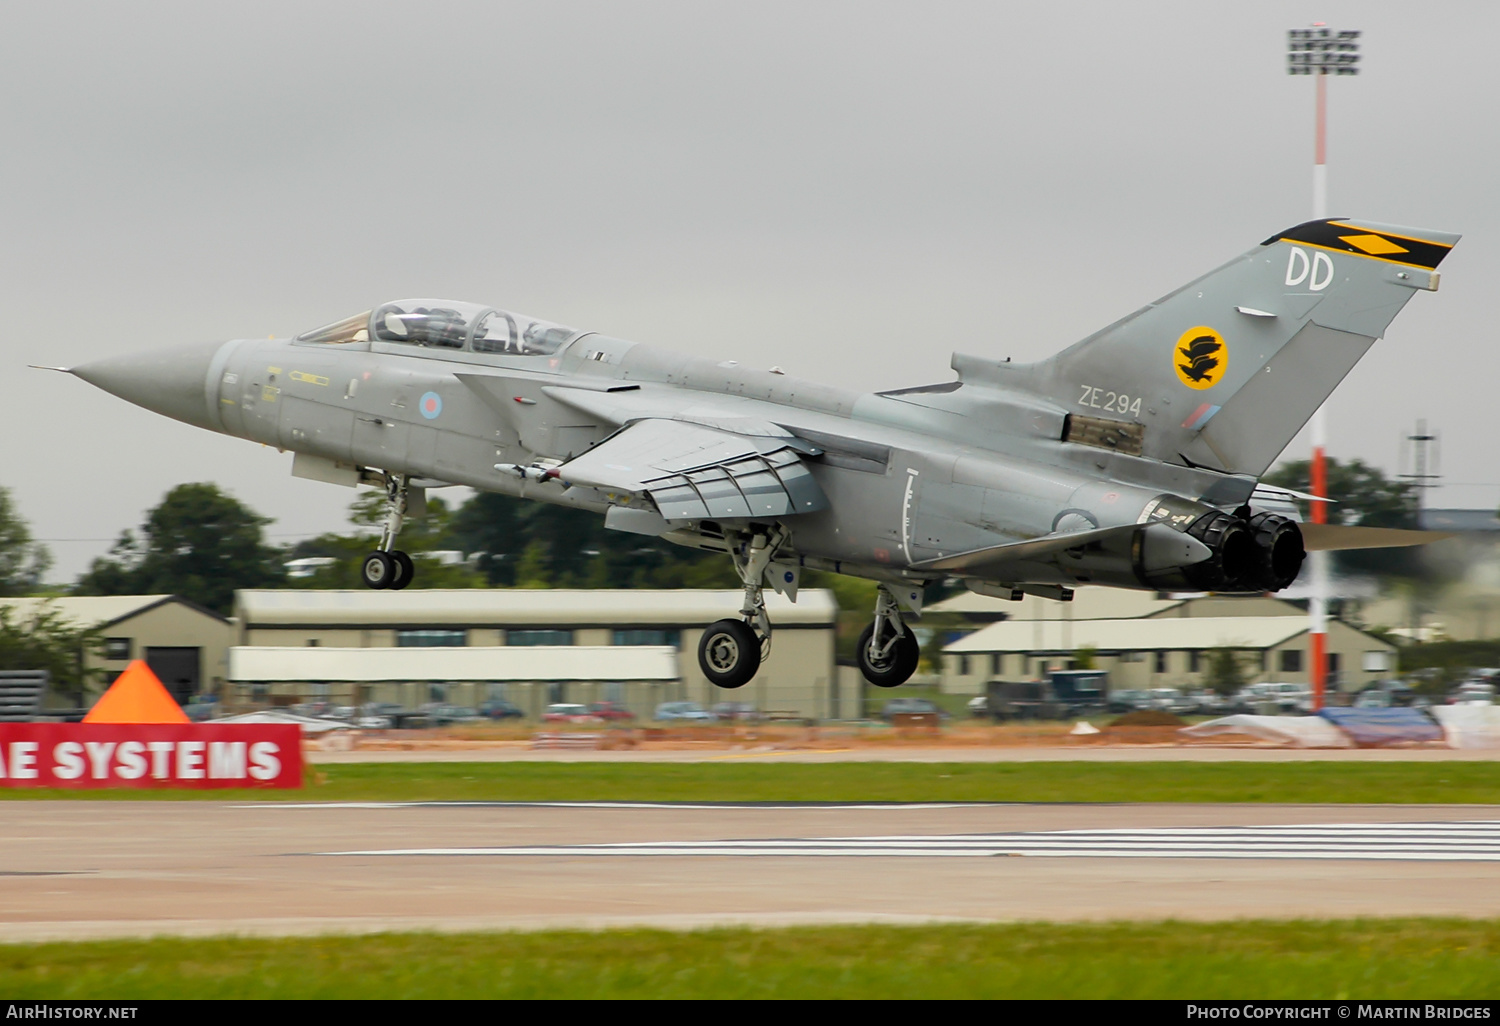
[
  {"left": 698, "top": 528, "right": 781, "bottom": 689},
  {"left": 361, "top": 473, "right": 414, "bottom": 591},
  {"left": 857, "top": 585, "right": 921, "bottom": 688},
  {"left": 695, "top": 528, "right": 923, "bottom": 692}
]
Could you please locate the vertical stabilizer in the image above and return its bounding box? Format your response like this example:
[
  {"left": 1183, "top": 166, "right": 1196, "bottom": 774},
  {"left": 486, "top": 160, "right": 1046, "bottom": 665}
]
[{"left": 1004, "top": 219, "right": 1459, "bottom": 477}]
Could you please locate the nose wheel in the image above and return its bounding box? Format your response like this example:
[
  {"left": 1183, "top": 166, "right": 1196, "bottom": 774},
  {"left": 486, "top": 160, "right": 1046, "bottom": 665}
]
[
  {"left": 361, "top": 549, "right": 414, "bottom": 590},
  {"left": 362, "top": 473, "right": 416, "bottom": 590}
]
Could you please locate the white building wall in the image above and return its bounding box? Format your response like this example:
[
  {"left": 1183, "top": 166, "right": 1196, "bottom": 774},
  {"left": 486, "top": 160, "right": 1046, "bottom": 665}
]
[{"left": 229, "top": 589, "right": 840, "bottom": 719}]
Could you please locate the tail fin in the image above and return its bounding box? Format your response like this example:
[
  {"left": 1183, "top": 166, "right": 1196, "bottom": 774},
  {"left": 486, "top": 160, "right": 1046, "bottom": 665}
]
[{"left": 997, "top": 218, "right": 1459, "bottom": 477}]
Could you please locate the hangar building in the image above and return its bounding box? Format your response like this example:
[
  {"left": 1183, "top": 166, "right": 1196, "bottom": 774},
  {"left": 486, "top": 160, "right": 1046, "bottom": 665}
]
[
  {"left": 0, "top": 595, "right": 232, "bottom": 708},
  {"left": 229, "top": 589, "right": 843, "bottom": 720},
  {"left": 934, "top": 588, "right": 1396, "bottom": 695}
]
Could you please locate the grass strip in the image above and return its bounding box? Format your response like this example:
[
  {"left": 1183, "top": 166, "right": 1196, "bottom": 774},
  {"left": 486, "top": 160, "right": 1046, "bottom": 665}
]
[
  {"left": 2, "top": 919, "right": 1498, "bottom": 999},
  {"left": 0, "top": 761, "right": 1497, "bottom": 804}
]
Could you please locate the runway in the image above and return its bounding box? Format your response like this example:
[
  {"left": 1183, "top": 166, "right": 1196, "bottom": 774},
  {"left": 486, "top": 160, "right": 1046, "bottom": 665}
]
[{"left": 4, "top": 800, "right": 1500, "bottom": 942}]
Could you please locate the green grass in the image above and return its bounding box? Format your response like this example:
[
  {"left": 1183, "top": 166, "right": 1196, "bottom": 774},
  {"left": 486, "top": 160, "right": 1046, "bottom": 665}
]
[
  {"left": 4, "top": 919, "right": 1499, "bottom": 998},
  {"left": 0, "top": 761, "right": 1497, "bottom": 804}
]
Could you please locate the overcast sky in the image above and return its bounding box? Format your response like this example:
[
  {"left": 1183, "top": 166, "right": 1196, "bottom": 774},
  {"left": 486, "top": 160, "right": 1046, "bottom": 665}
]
[{"left": 3, "top": 1, "right": 1496, "bottom": 581}]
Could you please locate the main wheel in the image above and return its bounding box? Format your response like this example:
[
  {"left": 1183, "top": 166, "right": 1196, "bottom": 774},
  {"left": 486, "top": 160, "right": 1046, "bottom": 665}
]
[
  {"left": 361, "top": 551, "right": 395, "bottom": 589},
  {"left": 857, "top": 622, "right": 921, "bottom": 688},
  {"left": 698, "top": 618, "right": 762, "bottom": 689},
  {"left": 390, "top": 550, "right": 414, "bottom": 590}
]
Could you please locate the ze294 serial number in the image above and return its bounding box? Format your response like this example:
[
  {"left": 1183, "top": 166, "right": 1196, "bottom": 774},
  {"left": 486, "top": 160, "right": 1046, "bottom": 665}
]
[{"left": 1078, "top": 385, "right": 1142, "bottom": 417}]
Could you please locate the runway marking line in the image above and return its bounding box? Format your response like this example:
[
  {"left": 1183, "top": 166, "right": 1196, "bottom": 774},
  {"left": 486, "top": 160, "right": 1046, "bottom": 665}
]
[{"left": 313, "top": 820, "right": 1500, "bottom": 862}]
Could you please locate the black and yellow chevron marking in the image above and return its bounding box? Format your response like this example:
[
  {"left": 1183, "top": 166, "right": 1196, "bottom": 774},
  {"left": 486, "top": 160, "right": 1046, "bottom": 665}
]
[{"left": 1262, "top": 219, "right": 1452, "bottom": 269}]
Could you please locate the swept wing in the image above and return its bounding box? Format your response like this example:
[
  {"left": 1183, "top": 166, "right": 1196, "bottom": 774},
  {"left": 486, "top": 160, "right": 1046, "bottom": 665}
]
[{"left": 554, "top": 418, "right": 827, "bottom": 520}]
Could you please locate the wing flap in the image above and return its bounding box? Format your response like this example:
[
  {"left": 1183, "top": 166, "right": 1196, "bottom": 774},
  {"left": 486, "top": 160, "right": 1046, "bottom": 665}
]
[{"left": 556, "top": 418, "right": 827, "bottom": 519}]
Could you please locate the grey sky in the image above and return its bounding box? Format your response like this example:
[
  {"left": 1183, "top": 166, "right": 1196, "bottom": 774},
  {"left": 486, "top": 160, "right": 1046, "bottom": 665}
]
[{"left": 3, "top": 1, "right": 1496, "bottom": 580}]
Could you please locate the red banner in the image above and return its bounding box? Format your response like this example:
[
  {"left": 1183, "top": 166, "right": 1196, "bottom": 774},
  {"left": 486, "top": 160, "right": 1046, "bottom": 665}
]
[{"left": 0, "top": 724, "right": 303, "bottom": 789}]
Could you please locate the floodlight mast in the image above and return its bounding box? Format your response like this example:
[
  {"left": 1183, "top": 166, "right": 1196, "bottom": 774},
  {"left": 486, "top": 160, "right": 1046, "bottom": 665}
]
[{"left": 1288, "top": 25, "right": 1360, "bottom": 712}]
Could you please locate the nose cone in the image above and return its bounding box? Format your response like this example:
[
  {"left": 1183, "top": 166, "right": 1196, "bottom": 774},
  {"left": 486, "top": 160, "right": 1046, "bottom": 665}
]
[{"left": 71, "top": 339, "right": 232, "bottom": 433}]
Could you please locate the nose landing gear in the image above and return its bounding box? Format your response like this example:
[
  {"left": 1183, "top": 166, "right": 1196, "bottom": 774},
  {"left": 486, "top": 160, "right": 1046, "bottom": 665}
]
[
  {"left": 857, "top": 585, "right": 921, "bottom": 688},
  {"left": 360, "top": 473, "right": 415, "bottom": 590}
]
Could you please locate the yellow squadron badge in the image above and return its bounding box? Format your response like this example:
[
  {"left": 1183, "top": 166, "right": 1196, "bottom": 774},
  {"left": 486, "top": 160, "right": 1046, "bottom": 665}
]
[{"left": 1174, "top": 326, "right": 1227, "bottom": 390}]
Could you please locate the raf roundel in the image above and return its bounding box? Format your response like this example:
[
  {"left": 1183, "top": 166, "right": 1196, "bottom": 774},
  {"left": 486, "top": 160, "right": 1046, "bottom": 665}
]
[
  {"left": 419, "top": 391, "right": 443, "bottom": 420},
  {"left": 1173, "top": 326, "right": 1228, "bottom": 390}
]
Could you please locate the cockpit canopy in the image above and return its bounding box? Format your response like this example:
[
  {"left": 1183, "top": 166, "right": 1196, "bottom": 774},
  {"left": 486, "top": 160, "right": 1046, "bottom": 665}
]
[{"left": 297, "top": 299, "right": 582, "bottom": 357}]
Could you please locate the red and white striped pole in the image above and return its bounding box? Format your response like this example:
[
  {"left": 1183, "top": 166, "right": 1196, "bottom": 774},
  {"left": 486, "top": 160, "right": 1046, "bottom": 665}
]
[
  {"left": 1310, "top": 66, "right": 1329, "bottom": 712},
  {"left": 1288, "top": 24, "right": 1359, "bottom": 710}
]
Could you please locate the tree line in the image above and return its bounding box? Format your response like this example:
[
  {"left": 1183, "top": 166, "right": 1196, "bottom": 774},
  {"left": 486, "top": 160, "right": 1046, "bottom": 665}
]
[{"left": 46, "top": 483, "right": 755, "bottom": 616}]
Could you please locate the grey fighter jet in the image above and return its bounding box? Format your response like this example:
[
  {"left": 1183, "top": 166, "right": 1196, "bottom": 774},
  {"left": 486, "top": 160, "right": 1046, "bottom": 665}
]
[{"left": 58, "top": 217, "right": 1458, "bottom": 689}]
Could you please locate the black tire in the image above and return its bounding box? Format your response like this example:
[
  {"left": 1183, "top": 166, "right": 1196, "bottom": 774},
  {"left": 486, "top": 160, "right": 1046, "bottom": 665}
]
[
  {"left": 857, "top": 622, "right": 920, "bottom": 688},
  {"left": 390, "top": 550, "right": 414, "bottom": 590},
  {"left": 361, "top": 551, "right": 394, "bottom": 589},
  {"left": 698, "top": 618, "right": 761, "bottom": 689}
]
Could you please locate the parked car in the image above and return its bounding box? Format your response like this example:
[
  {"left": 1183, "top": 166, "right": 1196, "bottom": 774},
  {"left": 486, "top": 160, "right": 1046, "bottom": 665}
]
[
  {"left": 1231, "top": 683, "right": 1265, "bottom": 712},
  {"left": 654, "top": 701, "right": 716, "bottom": 723},
  {"left": 981, "top": 674, "right": 1106, "bottom": 722},
  {"left": 1354, "top": 681, "right": 1409, "bottom": 709},
  {"left": 184, "top": 695, "right": 219, "bottom": 723},
  {"left": 1449, "top": 682, "right": 1496, "bottom": 705},
  {"left": 1106, "top": 689, "right": 1151, "bottom": 714},
  {"left": 711, "top": 702, "right": 760, "bottom": 722},
  {"left": 1233, "top": 682, "right": 1311, "bottom": 714},
  {"left": 420, "top": 703, "right": 485, "bottom": 726},
  {"left": 1270, "top": 682, "right": 1313, "bottom": 713},
  {"left": 1047, "top": 670, "right": 1107, "bottom": 714},
  {"left": 1146, "top": 687, "right": 1195, "bottom": 716},
  {"left": 357, "top": 701, "right": 427, "bottom": 728},
  {"left": 477, "top": 699, "right": 525, "bottom": 720},
  {"left": 879, "top": 698, "right": 947, "bottom": 721},
  {"left": 542, "top": 703, "right": 600, "bottom": 724},
  {"left": 966, "top": 695, "right": 990, "bottom": 718},
  {"left": 1183, "top": 689, "right": 1227, "bottom": 716},
  {"left": 320, "top": 701, "right": 393, "bottom": 728},
  {"left": 587, "top": 701, "right": 637, "bottom": 722}
]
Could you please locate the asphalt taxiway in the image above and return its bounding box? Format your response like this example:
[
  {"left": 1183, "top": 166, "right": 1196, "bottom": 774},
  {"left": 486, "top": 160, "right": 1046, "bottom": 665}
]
[{"left": 3, "top": 800, "right": 1499, "bottom": 942}]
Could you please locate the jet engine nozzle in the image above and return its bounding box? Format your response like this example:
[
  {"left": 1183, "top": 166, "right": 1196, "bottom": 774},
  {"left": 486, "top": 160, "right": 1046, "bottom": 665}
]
[
  {"left": 1245, "top": 512, "right": 1305, "bottom": 592},
  {"left": 1182, "top": 510, "right": 1257, "bottom": 591}
]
